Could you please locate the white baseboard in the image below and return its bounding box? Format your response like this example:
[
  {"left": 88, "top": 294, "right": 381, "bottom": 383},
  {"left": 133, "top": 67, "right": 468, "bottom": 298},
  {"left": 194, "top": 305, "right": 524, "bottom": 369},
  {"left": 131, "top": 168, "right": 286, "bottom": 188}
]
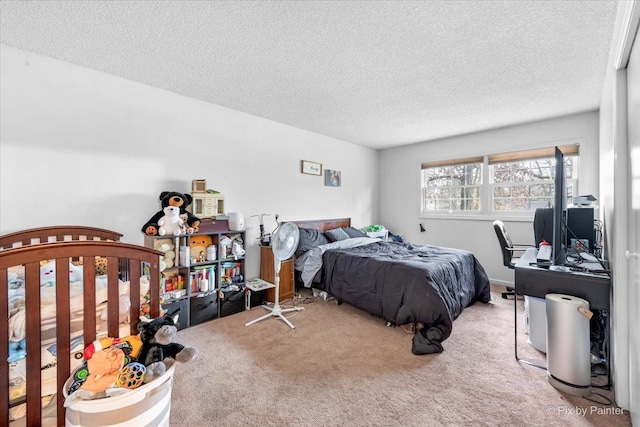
[{"left": 489, "top": 278, "right": 514, "bottom": 287}]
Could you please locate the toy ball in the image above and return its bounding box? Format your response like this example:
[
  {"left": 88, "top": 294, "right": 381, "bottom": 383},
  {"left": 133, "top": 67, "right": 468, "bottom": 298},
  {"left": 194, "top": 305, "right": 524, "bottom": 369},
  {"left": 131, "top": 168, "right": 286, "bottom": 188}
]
[
  {"left": 66, "top": 363, "right": 89, "bottom": 395},
  {"left": 116, "top": 362, "right": 146, "bottom": 389}
]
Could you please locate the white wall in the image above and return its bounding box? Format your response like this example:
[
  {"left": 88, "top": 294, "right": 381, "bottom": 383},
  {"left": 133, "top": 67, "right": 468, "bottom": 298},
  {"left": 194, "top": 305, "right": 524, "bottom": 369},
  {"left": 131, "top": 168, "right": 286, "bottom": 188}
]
[
  {"left": 0, "top": 45, "right": 379, "bottom": 278},
  {"left": 625, "top": 37, "right": 640, "bottom": 425},
  {"left": 379, "top": 112, "right": 601, "bottom": 285},
  {"left": 598, "top": 0, "right": 639, "bottom": 418}
]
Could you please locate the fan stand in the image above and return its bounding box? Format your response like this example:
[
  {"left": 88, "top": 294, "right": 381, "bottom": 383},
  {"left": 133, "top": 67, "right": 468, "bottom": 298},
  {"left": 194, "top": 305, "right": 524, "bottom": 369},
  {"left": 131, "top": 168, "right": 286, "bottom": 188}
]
[{"left": 245, "top": 255, "right": 304, "bottom": 329}]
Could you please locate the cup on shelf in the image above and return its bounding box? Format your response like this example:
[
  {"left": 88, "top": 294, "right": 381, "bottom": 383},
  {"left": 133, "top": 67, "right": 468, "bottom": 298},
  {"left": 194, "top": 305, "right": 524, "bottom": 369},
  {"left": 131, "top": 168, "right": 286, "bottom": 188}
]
[{"left": 207, "top": 245, "right": 217, "bottom": 261}]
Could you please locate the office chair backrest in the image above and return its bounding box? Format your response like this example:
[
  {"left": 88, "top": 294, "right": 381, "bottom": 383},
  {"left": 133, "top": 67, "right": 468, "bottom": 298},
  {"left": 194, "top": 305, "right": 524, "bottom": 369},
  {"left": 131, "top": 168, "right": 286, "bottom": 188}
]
[{"left": 493, "top": 220, "right": 514, "bottom": 268}]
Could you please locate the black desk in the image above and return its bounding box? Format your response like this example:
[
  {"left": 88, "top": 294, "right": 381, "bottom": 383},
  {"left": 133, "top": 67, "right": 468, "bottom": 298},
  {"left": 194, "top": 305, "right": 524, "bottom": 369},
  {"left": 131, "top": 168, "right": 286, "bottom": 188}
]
[
  {"left": 513, "top": 248, "right": 611, "bottom": 380},
  {"left": 514, "top": 248, "right": 610, "bottom": 310}
]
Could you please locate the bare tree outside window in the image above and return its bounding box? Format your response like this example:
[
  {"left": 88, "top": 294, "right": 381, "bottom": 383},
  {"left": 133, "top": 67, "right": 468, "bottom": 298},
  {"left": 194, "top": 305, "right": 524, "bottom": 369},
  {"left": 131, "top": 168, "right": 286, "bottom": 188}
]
[
  {"left": 491, "top": 157, "right": 576, "bottom": 211},
  {"left": 421, "top": 152, "right": 578, "bottom": 215},
  {"left": 422, "top": 163, "right": 482, "bottom": 212}
]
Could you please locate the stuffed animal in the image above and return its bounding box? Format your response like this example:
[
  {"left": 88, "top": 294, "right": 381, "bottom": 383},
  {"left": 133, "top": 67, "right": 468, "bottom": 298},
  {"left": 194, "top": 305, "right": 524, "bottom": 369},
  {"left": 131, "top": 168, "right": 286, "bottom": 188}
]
[
  {"left": 94, "top": 257, "right": 108, "bottom": 275},
  {"left": 189, "top": 235, "right": 213, "bottom": 261},
  {"left": 158, "top": 206, "right": 184, "bottom": 236},
  {"left": 153, "top": 238, "right": 176, "bottom": 271},
  {"left": 142, "top": 191, "right": 201, "bottom": 236},
  {"left": 40, "top": 261, "right": 83, "bottom": 286},
  {"left": 136, "top": 314, "right": 197, "bottom": 383},
  {"left": 82, "top": 335, "right": 143, "bottom": 361}
]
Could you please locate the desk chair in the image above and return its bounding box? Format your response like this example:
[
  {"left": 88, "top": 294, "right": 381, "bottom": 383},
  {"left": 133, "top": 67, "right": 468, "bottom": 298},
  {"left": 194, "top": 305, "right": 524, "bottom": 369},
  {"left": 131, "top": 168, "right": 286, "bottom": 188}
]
[{"left": 492, "top": 220, "right": 533, "bottom": 299}]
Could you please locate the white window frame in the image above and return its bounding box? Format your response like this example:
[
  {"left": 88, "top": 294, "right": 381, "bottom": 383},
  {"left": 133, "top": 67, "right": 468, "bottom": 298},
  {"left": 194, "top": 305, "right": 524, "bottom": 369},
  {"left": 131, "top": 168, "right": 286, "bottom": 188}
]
[
  {"left": 421, "top": 161, "right": 483, "bottom": 214},
  {"left": 420, "top": 145, "right": 580, "bottom": 219}
]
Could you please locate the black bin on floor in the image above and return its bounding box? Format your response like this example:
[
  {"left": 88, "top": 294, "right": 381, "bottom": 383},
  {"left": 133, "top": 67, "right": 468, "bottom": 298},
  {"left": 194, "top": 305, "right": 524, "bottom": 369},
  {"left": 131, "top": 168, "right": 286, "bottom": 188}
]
[
  {"left": 189, "top": 292, "right": 218, "bottom": 326},
  {"left": 220, "top": 286, "right": 247, "bottom": 317},
  {"left": 162, "top": 298, "right": 189, "bottom": 330},
  {"left": 247, "top": 288, "right": 265, "bottom": 309}
]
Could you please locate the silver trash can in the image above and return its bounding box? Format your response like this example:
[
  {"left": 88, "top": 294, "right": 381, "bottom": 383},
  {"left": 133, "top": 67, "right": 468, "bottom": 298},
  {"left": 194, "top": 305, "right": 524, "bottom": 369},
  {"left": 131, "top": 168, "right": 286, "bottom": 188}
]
[{"left": 545, "top": 294, "right": 591, "bottom": 397}]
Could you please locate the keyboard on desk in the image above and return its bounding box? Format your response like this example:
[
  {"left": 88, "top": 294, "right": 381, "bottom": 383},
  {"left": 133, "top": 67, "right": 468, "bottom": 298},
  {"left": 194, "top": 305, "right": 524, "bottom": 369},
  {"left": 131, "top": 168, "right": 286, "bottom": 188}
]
[{"left": 536, "top": 245, "right": 552, "bottom": 262}]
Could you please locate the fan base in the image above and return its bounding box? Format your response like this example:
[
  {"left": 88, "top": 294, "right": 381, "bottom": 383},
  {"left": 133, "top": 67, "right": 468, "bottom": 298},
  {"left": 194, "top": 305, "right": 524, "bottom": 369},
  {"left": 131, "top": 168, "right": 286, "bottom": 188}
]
[{"left": 245, "top": 304, "right": 304, "bottom": 329}]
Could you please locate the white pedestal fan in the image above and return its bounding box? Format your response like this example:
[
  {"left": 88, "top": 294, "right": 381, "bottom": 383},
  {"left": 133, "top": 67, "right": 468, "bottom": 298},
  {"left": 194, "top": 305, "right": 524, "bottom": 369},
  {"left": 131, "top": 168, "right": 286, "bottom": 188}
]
[{"left": 245, "top": 222, "right": 304, "bottom": 329}]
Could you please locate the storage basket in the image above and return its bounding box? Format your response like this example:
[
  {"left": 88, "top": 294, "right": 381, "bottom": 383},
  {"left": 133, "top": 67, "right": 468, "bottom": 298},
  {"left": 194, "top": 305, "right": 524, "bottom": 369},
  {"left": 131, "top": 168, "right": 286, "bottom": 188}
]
[{"left": 63, "top": 364, "right": 175, "bottom": 427}]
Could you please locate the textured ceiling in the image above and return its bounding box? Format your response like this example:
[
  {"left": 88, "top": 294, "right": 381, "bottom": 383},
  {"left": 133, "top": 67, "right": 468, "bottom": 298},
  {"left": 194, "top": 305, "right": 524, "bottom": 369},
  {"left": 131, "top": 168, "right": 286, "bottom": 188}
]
[{"left": 0, "top": 1, "right": 619, "bottom": 149}]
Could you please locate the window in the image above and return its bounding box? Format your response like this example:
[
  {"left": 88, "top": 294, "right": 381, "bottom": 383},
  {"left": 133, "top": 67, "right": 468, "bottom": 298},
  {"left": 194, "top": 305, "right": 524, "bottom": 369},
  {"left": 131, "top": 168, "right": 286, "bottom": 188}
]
[
  {"left": 421, "top": 157, "right": 482, "bottom": 212},
  {"left": 421, "top": 146, "right": 579, "bottom": 216}
]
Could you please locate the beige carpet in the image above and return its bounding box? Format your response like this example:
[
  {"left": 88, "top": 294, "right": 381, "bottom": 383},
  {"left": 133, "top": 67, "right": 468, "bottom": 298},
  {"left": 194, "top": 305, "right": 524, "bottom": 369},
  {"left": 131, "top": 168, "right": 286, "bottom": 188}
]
[{"left": 170, "top": 286, "right": 631, "bottom": 426}]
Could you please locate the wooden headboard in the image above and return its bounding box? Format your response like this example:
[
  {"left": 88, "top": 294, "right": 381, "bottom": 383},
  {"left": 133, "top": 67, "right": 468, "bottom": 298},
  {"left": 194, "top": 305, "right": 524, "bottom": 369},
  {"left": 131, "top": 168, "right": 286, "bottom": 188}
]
[{"left": 292, "top": 218, "right": 351, "bottom": 231}]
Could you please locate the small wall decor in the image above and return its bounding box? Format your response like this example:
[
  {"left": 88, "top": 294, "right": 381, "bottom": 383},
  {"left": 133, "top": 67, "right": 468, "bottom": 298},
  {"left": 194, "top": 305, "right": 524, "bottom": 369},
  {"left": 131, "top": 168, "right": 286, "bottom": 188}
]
[
  {"left": 324, "top": 169, "right": 341, "bottom": 187},
  {"left": 301, "top": 160, "right": 322, "bottom": 176}
]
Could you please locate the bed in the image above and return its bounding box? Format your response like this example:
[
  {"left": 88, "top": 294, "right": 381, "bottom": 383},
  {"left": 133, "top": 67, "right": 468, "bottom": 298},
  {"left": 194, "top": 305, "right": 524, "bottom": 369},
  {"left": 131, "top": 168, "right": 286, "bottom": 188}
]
[
  {"left": 0, "top": 226, "right": 163, "bottom": 427},
  {"left": 292, "top": 218, "right": 491, "bottom": 355}
]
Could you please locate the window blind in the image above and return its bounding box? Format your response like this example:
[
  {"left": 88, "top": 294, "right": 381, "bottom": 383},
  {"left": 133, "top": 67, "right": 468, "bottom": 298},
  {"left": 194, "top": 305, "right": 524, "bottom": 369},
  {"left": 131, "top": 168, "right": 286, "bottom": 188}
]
[
  {"left": 488, "top": 145, "right": 579, "bottom": 165},
  {"left": 421, "top": 156, "right": 483, "bottom": 169}
]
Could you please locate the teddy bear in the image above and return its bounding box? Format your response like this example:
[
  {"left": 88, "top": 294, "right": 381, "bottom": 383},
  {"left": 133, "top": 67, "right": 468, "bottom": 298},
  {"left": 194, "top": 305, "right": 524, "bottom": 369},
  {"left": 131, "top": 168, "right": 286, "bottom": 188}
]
[
  {"left": 158, "top": 206, "right": 184, "bottom": 236},
  {"left": 136, "top": 314, "right": 197, "bottom": 383},
  {"left": 153, "top": 238, "right": 175, "bottom": 271},
  {"left": 142, "top": 191, "right": 201, "bottom": 236}
]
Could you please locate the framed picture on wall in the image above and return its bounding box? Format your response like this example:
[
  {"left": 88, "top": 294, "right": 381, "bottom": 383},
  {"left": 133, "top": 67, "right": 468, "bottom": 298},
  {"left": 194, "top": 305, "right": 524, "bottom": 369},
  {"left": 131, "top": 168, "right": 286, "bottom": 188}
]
[
  {"left": 324, "top": 170, "right": 341, "bottom": 187},
  {"left": 301, "top": 160, "right": 322, "bottom": 176}
]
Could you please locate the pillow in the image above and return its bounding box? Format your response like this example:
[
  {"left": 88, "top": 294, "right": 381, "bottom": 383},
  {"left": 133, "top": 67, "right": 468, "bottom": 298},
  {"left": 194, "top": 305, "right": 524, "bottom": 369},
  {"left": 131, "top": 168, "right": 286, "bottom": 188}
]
[
  {"left": 325, "top": 227, "right": 350, "bottom": 242},
  {"left": 295, "top": 228, "right": 329, "bottom": 257},
  {"left": 342, "top": 227, "right": 368, "bottom": 238}
]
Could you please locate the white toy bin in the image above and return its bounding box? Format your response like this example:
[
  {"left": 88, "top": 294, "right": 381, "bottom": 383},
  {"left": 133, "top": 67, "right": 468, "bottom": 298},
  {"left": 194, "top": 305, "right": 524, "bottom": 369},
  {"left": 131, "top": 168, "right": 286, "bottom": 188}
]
[{"left": 63, "top": 364, "right": 175, "bottom": 427}]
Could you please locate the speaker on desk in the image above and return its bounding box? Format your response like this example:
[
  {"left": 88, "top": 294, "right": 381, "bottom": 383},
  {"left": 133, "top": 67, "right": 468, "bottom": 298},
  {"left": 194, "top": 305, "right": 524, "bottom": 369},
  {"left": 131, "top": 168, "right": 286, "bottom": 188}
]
[{"left": 566, "top": 208, "right": 595, "bottom": 252}]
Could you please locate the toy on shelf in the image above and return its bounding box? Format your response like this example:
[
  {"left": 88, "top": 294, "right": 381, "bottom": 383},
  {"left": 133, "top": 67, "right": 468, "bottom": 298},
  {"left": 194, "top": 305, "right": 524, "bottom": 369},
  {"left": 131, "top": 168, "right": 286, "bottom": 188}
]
[
  {"left": 158, "top": 206, "right": 184, "bottom": 236},
  {"left": 190, "top": 179, "right": 225, "bottom": 218},
  {"left": 142, "top": 191, "right": 201, "bottom": 236},
  {"left": 189, "top": 235, "right": 213, "bottom": 263},
  {"left": 140, "top": 290, "right": 166, "bottom": 319},
  {"left": 152, "top": 238, "right": 176, "bottom": 272}
]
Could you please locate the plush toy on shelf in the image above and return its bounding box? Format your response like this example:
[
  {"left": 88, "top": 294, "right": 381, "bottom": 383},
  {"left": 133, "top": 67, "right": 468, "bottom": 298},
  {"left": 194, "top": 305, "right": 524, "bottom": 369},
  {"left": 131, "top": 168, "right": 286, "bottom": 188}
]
[
  {"left": 153, "top": 238, "right": 176, "bottom": 272},
  {"left": 189, "top": 234, "right": 213, "bottom": 262},
  {"left": 137, "top": 314, "right": 197, "bottom": 383},
  {"left": 158, "top": 206, "right": 184, "bottom": 236},
  {"left": 141, "top": 191, "right": 201, "bottom": 236}
]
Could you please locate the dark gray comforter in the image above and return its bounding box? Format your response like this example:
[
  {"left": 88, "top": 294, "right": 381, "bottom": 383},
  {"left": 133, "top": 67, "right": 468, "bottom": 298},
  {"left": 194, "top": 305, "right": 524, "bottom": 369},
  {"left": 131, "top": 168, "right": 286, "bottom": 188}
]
[{"left": 320, "top": 241, "right": 491, "bottom": 354}]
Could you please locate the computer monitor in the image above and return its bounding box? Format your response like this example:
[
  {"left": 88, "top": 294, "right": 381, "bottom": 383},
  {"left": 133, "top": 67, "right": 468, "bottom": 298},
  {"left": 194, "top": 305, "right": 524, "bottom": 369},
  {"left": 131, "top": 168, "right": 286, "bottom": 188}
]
[{"left": 552, "top": 147, "right": 567, "bottom": 265}]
